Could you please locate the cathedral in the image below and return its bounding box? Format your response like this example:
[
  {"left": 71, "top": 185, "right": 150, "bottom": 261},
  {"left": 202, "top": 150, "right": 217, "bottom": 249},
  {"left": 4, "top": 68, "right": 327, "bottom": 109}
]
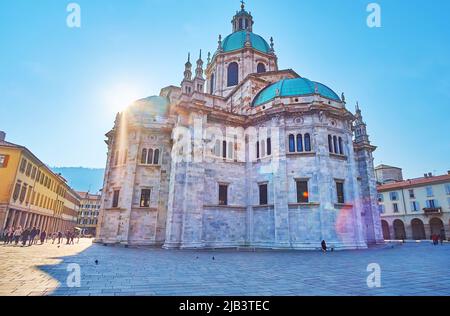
[{"left": 96, "top": 3, "right": 384, "bottom": 250}]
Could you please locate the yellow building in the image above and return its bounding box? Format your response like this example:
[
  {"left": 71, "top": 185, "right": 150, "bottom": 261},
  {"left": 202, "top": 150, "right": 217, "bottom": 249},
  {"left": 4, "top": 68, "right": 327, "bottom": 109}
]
[
  {"left": 0, "top": 131, "right": 80, "bottom": 235},
  {"left": 76, "top": 191, "right": 101, "bottom": 236}
]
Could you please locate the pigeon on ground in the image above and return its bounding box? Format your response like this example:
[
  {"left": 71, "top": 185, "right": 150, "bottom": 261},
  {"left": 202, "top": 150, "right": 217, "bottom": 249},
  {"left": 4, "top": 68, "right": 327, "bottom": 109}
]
[{"left": 95, "top": 260, "right": 99, "bottom": 265}]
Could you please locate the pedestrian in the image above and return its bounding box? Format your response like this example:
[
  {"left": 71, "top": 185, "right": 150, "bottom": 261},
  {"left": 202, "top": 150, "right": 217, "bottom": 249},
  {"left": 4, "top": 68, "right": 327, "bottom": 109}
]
[
  {"left": 8, "top": 227, "right": 14, "bottom": 244},
  {"left": 29, "top": 227, "right": 37, "bottom": 246},
  {"left": 440, "top": 229, "right": 446, "bottom": 246},
  {"left": 432, "top": 234, "right": 438, "bottom": 246},
  {"left": 40, "top": 230, "right": 47, "bottom": 245},
  {"left": 13, "top": 226, "right": 22, "bottom": 245},
  {"left": 35, "top": 228, "right": 40, "bottom": 245},
  {"left": 21, "top": 228, "right": 30, "bottom": 247},
  {"left": 70, "top": 231, "right": 75, "bottom": 245},
  {"left": 57, "top": 231, "right": 63, "bottom": 244},
  {"left": 3, "top": 227, "right": 13, "bottom": 244},
  {"left": 66, "top": 230, "right": 71, "bottom": 245},
  {"left": 321, "top": 240, "right": 327, "bottom": 253}
]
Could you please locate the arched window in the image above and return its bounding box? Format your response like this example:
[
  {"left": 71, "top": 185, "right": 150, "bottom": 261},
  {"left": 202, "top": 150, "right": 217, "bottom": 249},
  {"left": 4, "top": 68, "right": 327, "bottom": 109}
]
[
  {"left": 296, "top": 134, "right": 303, "bottom": 152},
  {"left": 147, "top": 149, "right": 154, "bottom": 165},
  {"left": 227, "top": 62, "right": 239, "bottom": 87},
  {"left": 239, "top": 18, "right": 243, "bottom": 30},
  {"left": 289, "top": 135, "right": 295, "bottom": 153},
  {"left": 338, "top": 137, "right": 343, "bottom": 155},
  {"left": 222, "top": 141, "right": 227, "bottom": 158},
  {"left": 141, "top": 149, "right": 147, "bottom": 164},
  {"left": 328, "top": 135, "right": 333, "bottom": 153},
  {"left": 153, "top": 149, "right": 160, "bottom": 165},
  {"left": 304, "top": 134, "right": 311, "bottom": 152},
  {"left": 257, "top": 63, "right": 266, "bottom": 74},
  {"left": 210, "top": 73, "right": 215, "bottom": 94},
  {"left": 333, "top": 136, "right": 338, "bottom": 154},
  {"left": 267, "top": 138, "right": 272, "bottom": 156}
]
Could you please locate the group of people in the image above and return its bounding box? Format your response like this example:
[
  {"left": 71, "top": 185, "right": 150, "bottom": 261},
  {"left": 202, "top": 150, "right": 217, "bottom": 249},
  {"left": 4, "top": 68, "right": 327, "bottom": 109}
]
[
  {"left": 2, "top": 226, "right": 80, "bottom": 247},
  {"left": 431, "top": 229, "right": 446, "bottom": 246}
]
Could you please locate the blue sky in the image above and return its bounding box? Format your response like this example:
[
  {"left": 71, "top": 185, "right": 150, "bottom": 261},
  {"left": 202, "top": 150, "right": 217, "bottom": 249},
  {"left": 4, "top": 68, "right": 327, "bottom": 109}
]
[{"left": 0, "top": 0, "right": 449, "bottom": 179}]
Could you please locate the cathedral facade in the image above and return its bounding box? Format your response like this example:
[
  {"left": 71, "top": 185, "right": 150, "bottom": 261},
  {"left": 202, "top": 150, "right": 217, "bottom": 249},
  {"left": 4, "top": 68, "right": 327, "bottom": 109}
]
[{"left": 96, "top": 4, "right": 384, "bottom": 250}]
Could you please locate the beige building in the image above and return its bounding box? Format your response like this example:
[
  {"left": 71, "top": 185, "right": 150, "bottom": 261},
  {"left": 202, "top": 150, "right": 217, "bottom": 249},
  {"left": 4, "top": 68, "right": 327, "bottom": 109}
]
[
  {"left": 76, "top": 191, "right": 101, "bottom": 236},
  {"left": 375, "top": 164, "right": 403, "bottom": 184},
  {"left": 378, "top": 172, "right": 450, "bottom": 240},
  {"left": 0, "top": 132, "right": 80, "bottom": 235}
]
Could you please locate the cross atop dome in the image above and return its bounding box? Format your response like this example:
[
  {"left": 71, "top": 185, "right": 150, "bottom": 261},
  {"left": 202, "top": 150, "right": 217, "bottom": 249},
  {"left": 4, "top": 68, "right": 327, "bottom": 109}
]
[{"left": 232, "top": 1, "right": 254, "bottom": 32}]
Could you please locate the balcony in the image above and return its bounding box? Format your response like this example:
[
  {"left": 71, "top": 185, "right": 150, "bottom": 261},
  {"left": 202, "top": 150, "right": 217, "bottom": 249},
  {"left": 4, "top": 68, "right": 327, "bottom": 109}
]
[{"left": 423, "top": 207, "right": 442, "bottom": 215}]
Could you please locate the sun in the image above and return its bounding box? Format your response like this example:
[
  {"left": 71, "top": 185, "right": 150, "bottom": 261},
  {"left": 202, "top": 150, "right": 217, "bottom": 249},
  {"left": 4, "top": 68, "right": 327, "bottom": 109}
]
[{"left": 104, "top": 83, "right": 142, "bottom": 113}]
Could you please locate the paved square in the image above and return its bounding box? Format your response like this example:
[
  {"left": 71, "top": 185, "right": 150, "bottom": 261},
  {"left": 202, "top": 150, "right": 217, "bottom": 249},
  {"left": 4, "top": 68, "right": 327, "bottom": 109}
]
[{"left": 0, "top": 239, "right": 449, "bottom": 296}]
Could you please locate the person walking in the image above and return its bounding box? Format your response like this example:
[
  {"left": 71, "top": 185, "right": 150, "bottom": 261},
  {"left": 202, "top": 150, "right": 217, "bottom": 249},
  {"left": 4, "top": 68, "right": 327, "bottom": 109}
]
[
  {"left": 34, "top": 228, "right": 40, "bottom": 245},
  {"left": 21, "top": 228, "right": 30, "bottom": 247},
  {"left": 440, "top": 229, "right": 446, "bottom": 246},
  {"left": 29, "top": 227, "right": 37, "bottom": 246},
  {"left": 57, "top": 231, "right": 63, "bottom": 244},
  {"left": 321, "top": 240, "right": 327, "bottom": 253},
  {"left": 40, "top": 230, "right": 46, "bottom": 245},
  {"left": 70, "top": 231, "right": 75, "bottom": 245},
  {"left": 3, "top": 227, "right": 13, "bottom": 244},
  {"left": 13, "top": 226, "right": 22, "bottom": 245}
]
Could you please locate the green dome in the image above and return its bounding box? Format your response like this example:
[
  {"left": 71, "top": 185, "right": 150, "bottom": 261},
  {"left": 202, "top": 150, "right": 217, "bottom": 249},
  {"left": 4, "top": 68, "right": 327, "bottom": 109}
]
[
  {"left": 253, "top": 78, "right": 341, "bottom": 106},
  {"left": 222, "top": 31, "right": 270, "bottom": 54},
  {"left": 128, "top": 96, "right": 170, "bottom": 116}
]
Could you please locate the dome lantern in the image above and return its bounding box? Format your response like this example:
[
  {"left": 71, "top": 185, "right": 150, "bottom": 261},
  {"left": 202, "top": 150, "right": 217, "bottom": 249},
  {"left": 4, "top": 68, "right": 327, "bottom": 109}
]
[{"left": 232, "top": 1, "right": 254, "bottom": 33}]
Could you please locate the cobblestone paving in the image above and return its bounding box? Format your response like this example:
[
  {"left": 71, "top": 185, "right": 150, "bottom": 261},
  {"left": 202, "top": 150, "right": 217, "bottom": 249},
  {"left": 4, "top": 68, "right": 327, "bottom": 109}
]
[{"left": 0, "top": 239, "right": 449, "bottom": 296}]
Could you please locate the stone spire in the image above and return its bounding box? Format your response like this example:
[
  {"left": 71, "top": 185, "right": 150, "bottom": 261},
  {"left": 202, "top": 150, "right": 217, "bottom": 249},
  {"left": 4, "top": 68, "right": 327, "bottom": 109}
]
[
  {"left": 183, "top": 53, "right": 192, "bottom": 81},
  {"left": 193, "top": 50, "right": 205, "bottom": 92},
  {"left": 217, "top": 34, "right": 223, "bottom": 52},
  {"left": 354, "top": 102, "right": 370, "bottom": 144},
  {"left": 181, "top": 53, "right": 194, "bottom": 94},
  {"left": 195, "top": 50, "right": 204, "bottom": 79},
  {"left": 269, "top": 37, "right": 275, "bottom": 54}
]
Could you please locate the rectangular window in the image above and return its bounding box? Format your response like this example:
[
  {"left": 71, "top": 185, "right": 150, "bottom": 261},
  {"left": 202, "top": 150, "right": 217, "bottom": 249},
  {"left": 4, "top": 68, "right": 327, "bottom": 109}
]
[
  {"left": 426, "top": 199, "right": 437, "bottom": 208},
  {"left": 259, "top": 184, "right": 268, "bottom": 205},
  {"left": 379, "top": 204, "right": 385, "bottom": 214},
  {"left": 393, "top": 203, "right": 399, "bottom": 213},
  {"left": 411, "top": 201, "right": 419, "bottom": 212},
  {"left": 19, "top": 158, "right": 27, "bottom": 173},
  {"left": 25, "top": 162, "right": 32, "bottom": 177},
  {"left": 426, "top": 186, "right": 433, "bottom": 197},
  {"left": 140, "top": 189, "right": 151, "bottom": 208},
  {"left": 296, "top": 180, "right": 309, "bottom": 203},
  {"left": 31, "top": 166, "right": 37, "bottom": 180},
  {"left": 0, "top": 154, "right": 9, "bottom": 168},
  {"left": 267, "top": 138, "right": 272, "bottom": 156},
  {"left": 409, "top": 189, "right": 415, "bottom": 199},
  {"left": 219, "top": 184, "right": 228, "bottom": 206},
  {"left": 447, "top": 197, "right": 450, "bottom": 208},
  {"left": 389, "top": 192, "right": 398, "bottom": 201},
  {"left": 112, "top": 190, "right": 120, "bottom": 208},
  {"left": 445, "top": 184, "right": 450, "bottom": 195},
  {"left": 19, "top": 184, "right": 27, "bottom": 203},
  {"left": 12, "top": 182, "right": 21, "bottom": 201},
  {"left": 336, "top": 182, "right": 345, "bottom": 204}
]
